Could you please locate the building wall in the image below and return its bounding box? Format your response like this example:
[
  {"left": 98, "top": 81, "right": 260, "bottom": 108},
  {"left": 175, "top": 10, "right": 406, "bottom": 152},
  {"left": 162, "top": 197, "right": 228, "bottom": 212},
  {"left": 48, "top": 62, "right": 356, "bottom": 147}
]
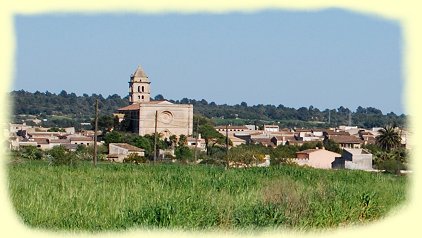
[
  {"left": 343, "top": 150, "right": 373, "bottom": 170},
  {"left": 108, "top": 143, "right": 145, "bottom": 162},
  {"left": 138, "top": 104, "right": 193, "bottom": 137},
  {"left": 109, "top": 144, "right": 129, "bottom": 156},
  {"left": 307, "top": 150, "right": 341, "bottom": 169}
]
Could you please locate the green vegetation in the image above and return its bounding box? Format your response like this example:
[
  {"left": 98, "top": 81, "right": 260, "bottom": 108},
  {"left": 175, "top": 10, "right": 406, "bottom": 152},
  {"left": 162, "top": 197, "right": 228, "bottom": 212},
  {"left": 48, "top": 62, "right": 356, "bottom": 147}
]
[
  {"left": 360, "top": 126, "right": 409, "bottom": 175},
  {"left": 8, "top": 159, "right": 407, "bottom": 231},
  {"left": 10, "top": 90, "right": 406, "bottom": 129}
]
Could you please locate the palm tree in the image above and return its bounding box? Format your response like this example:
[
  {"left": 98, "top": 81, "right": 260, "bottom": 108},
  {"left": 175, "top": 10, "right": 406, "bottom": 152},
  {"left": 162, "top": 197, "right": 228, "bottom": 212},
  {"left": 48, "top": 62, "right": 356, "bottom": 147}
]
[{"left": 376, "top": 125, "right": 401, "bottom": 151}]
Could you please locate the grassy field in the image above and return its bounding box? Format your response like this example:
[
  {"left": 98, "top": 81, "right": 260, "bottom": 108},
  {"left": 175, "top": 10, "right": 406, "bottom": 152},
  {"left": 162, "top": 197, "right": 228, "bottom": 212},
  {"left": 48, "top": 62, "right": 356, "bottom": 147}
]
[{"left": 7, "top": 160, "right": 407, "bottom": 232}]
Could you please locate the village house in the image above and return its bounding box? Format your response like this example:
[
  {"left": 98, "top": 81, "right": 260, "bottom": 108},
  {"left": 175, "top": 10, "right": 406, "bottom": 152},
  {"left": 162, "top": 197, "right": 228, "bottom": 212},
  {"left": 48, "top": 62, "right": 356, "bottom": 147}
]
[
  {"left": 250, "top": 138, "right": 275, "bottom": 147},
  {"left": 107, "top": 143, "right": 145, "bottom": 163},
  {"left": 48, "top": 139, "right": 71, "bottom": 148},
  {"left": 332, "top": 148, "right": 373, "bottom": 170},
  {"left": 186, "top": 134, "right": 206, "bottom": 151},
  {"left": 285, "top": 137, "right": 305, "bottom": 146},
  {"left": 32, "top": 138, "right": 50, "bottom": 150},
  {"left": 215, "top": 125, "right": 249, "bottom": 133},
  {"left": 270, "top": 136, "right": 286, "bottom": 146},
  {"left": 232, "top": 133, "right": 252, "bottom": 144},
  {"left": 69, "top": 136, "right": 94, "bottom": 146},
  {"left": 293, "top": 148, "right": 342, "bottom": 169},
  {"left": 327, "top": 135, "right": 362, "bottom": 149},
  {"left": 228, "top": 135, "right": 247, "bottom": 147},
  {"left": 244, "top": 125, "right": 257, "bottom": 130},
  {"left": 263, "top": 124, "right": 279, "bottom": 132}
]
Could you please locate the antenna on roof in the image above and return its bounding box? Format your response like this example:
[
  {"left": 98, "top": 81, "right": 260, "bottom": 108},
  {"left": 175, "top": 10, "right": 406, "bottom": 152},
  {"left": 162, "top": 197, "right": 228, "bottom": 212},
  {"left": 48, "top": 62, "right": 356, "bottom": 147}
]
[
  {"left": 348, "top": 111, "right": 352, "bottom": 126},
  {"left": 328, "top": 110, "right": 331, "bottom": 125}
]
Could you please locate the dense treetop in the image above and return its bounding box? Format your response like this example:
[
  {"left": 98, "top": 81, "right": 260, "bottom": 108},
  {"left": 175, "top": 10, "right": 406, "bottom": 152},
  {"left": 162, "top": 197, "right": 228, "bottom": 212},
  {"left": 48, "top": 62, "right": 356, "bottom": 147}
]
[{"left": 10, "top": 90, "right": 406, "bottom": 129}]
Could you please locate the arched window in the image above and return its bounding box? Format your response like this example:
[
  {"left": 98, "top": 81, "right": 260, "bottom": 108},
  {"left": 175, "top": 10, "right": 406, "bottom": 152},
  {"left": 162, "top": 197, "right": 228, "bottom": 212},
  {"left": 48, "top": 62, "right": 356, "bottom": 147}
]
[
  {"left": 138, "top": 86, "right": 141, "bottom": 92},
  {"left": 138, "top": 95, "right": 141, "bottom": 99},
  {"left": 142, "top": 86, "right": 145, "bottom": 92},
  {"left": 142, "top": 95, "right": 144, "bottom": 100}
]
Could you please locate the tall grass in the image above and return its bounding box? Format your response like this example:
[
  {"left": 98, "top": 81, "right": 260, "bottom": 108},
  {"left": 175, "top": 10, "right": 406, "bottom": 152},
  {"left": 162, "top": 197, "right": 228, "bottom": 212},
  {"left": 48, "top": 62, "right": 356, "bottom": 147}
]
[{"left": 8, "top": 160, "right": 407, "bottom": 231}]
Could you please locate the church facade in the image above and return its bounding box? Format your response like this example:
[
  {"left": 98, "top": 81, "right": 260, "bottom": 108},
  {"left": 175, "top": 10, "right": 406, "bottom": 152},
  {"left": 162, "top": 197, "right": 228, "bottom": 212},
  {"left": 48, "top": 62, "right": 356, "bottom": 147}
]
[{"left": 117, "top": 66, "right": 193, "bottom": 138}]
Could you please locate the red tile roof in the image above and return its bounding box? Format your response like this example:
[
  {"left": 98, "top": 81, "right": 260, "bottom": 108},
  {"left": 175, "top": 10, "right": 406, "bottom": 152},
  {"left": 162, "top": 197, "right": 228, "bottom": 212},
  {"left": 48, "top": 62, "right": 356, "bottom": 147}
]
[
  {"left": 70, "top": 137, "right": 93, "bottom": 142},
  {"left": 330, "top": 135, "right": 362, "bottom": 144},
  {"left": 118, "top": 103, "right": 141, "bottom": 111},
  {"left": 33, "top": 138, "right": 49, "bottom": 144}
]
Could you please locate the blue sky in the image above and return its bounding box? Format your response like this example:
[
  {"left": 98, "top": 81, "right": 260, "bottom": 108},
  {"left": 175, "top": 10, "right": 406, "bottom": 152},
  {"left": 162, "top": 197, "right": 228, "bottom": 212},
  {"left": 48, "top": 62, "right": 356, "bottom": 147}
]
[{"left": 13, "top": 8, "right": 404, "bottom": 114}]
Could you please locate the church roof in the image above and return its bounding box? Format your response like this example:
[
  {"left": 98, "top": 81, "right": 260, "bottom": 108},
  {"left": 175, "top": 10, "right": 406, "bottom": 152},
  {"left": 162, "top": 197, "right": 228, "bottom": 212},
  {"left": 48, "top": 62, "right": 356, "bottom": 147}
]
[
  {"left": 132, "top": 65, "right": 149, "bottom": 81},
  {"left": 117, "top": 101, "right": 175, "bottom": 111},
  {"left": 145, "top": 100, "right": 173, "bottom": 105},
  {"left": 118, "top": 103, "right": 141, "bottom": 111}
]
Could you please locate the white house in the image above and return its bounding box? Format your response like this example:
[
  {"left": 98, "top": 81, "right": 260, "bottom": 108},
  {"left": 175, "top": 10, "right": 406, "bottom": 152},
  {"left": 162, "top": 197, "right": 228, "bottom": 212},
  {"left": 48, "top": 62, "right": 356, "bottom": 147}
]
[{"left": 108, "top": 143, "right": 145, "bottom": 163}]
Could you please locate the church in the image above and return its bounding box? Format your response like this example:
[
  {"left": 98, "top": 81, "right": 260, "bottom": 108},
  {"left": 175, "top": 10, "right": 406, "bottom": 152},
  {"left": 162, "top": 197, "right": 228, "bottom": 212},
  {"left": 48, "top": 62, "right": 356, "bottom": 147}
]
[{"left": 117, "top": 66, "right": 193, "bottom": 138}]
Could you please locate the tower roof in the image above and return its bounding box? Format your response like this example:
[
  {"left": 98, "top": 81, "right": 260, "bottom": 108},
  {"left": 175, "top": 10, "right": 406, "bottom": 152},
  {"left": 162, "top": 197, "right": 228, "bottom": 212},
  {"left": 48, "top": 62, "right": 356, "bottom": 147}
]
[{"left": 133, "top": 65, "right": 148, "bottom": 78}]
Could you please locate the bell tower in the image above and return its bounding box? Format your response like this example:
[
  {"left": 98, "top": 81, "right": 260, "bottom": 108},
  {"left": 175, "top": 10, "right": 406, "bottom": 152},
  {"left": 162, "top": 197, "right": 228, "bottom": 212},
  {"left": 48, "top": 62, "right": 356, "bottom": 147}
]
[{"left": 129, "top": 65, "right": 151, "bottom": 104}]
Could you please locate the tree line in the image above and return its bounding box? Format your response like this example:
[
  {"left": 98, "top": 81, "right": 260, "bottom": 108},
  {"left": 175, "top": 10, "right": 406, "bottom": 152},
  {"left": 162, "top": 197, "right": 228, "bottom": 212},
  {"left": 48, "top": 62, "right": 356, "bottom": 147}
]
[{"left": 10, "top": 90, "right": 406, "bottom": 129}]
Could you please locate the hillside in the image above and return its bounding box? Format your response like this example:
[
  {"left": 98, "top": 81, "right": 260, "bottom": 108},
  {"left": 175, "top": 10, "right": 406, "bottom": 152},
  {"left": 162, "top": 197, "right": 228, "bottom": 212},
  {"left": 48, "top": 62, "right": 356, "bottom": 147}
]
[{"left": 10, "top": 90, "right": 406, "bottom": 129}]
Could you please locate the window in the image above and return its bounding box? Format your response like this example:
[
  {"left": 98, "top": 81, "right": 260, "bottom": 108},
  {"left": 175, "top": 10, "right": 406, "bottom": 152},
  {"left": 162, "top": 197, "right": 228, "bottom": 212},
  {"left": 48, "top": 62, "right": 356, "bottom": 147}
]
[
  {"left": 142, "top": 95, "right": 144, "bottom": 99},
  {"left": 142, "top": 86, "right": 144, "bottom": 92},
  {"left": 138, "top": 96, "right": 141, "bottom": 99},
  {"left": 138, "top": 86, "right": 141, "bottom": 92}
]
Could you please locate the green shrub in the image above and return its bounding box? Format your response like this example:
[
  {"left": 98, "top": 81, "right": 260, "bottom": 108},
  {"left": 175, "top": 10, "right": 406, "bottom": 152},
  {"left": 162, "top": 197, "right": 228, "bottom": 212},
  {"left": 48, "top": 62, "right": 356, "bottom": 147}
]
[
  {"left": 47, "top": 145, "right": 78, "bottom": 166},
  {"left": 175, "top": 146, "right": 193, "bottom": 161},
  {"left": 19, "top": 146, "right": 44, "bottom": 160},
  {"left": 378, "top": 159, "right": 405, "bottom": 175},
  {"left": 227, "top": 146, "right": 265, "bottom": 166},
  {"left": 123, "top": 153, "right": 147, "bottom": 164}
]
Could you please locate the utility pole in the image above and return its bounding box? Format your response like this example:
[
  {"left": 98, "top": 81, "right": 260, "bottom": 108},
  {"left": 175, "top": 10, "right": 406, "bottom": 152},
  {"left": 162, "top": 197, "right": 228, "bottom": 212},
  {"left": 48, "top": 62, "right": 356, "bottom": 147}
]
[
  {"left": 153, "top": 110, "right": 158, "bottom": 163},
  {"left": 225, "top": 124, "right": 229, "bottom": 169},
  {"left": 194, "top": 117, "right": 199, "bottom": 162},
  {"left": 348, "top": 111, "right": 352, "bottom": 126},
  {"left": 328, "top": 110, "right": 331, "bottom": 125},
  {"left": 93, "top": 99, "right": 99, "bottom": 167},
  {"left": 225, "top": 124, "right": 229, "bottom": 155}
]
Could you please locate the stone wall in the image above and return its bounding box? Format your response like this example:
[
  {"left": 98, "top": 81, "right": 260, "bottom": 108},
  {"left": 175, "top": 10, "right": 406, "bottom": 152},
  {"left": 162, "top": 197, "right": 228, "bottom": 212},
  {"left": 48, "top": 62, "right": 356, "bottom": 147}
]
[{"left": 138, "top": 103, "right": 193, "bottom": 137}]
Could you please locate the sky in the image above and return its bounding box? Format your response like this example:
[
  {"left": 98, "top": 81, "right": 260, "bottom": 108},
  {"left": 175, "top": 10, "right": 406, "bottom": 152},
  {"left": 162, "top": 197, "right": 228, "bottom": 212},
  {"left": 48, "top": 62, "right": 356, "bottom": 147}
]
[{"left": 13, "top": 8, "right": 404, "bottom": 114}]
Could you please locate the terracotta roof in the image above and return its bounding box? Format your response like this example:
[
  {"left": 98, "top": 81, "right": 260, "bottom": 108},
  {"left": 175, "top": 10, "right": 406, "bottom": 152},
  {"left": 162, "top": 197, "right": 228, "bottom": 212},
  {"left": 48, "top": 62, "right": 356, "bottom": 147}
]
[
  {"left": 251, "top": 138, "right": 275, "bottom": 147},
  {"left": 294, "top": 128, "right": 313, "bottom": 132},
  {"left": 117, "top": 100, "right": 176, "bottom": 111},
  {"left": 33, "top": 138, "right": 49, "bottom": 144},
  {"left": 364, "top": 137, "right": 376, "bottom": 144},
  {"left": 110, "top": 143, "right": 145, "bottom": 152},
  {"left": 49, "top": 139, "right": 70, "bottom": 144},
  {"left": 70, "top": 137, "right": 93, "bottom": 142},
  {"left": 325, "top": 130, "right": 350, "bottom": 136},
  {"left": 118, "top": 103, "right": 141, "bottom": 111},
  {"left": 330, "top": 135, "right": 362, "bottom": 144},
  {"left": 271, "top": 136, "right": 285, "bottom": 140},
  {"left": 143, "top": 100, "right": 173, "bottom": 104}
]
